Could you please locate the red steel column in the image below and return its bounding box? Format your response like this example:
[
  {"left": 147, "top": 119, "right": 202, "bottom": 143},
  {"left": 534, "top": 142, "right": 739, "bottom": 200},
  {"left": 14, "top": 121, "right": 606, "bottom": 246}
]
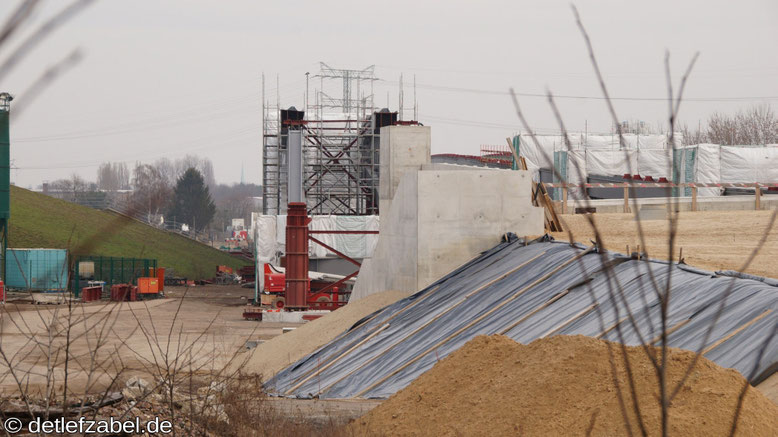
[{"left": 285, "top": 203, "right": 309, "bottom": 310}]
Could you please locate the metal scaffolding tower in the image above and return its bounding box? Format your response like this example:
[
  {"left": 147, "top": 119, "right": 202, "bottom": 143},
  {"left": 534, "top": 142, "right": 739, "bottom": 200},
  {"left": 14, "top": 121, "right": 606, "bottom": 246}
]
[{"left": 262, "top": 63, "right": 406, "bottom": 216}]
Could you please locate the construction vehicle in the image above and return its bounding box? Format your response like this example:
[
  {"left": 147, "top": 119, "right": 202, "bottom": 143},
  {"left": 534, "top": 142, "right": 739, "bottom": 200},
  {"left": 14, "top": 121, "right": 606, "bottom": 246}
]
[{"left": 258, "top": 264, "right": 354, "bottom": 311}]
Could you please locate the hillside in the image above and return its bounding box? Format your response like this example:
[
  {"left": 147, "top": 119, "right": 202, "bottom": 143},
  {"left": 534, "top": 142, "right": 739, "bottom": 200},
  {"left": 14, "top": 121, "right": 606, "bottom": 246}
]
[{"left": 8, "top": 186, "right": 247, "bottom": 279}]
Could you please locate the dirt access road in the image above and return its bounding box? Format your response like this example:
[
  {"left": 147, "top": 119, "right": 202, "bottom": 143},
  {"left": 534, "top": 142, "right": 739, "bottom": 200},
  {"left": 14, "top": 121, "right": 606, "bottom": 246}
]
[{"left": 0, "top": 284, "right": 295, "bottom": 397}]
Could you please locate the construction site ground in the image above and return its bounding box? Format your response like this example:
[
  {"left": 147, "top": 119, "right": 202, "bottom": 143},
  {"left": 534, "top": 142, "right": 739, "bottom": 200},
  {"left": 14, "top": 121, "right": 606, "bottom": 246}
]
[
  {"left": 0, "top": 285, "right": 299, "bottom": 397},
  {"left": 552, "top": 209, "right": 777, "bottom": 278},
  {"left": 1, "top": 209, "right": 776, "bottom": 428}
]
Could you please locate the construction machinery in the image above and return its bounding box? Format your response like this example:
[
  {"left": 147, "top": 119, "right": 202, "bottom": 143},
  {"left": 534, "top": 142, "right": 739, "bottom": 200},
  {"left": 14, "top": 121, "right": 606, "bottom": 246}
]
[{"left": 255, "top": 263, "right": 354, "bottom": 311}]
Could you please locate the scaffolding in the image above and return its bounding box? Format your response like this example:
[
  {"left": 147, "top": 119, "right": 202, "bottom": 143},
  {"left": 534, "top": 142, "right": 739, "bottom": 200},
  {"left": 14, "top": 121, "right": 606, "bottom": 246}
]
[{"left": 263, "top": 63, "right": 412, "bottom": 216}]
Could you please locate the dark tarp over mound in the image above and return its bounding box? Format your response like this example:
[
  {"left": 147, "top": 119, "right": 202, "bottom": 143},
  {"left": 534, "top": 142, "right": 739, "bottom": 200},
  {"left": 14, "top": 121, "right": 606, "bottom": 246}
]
[{"left": 265, "top": 235, "right": 778, "bottom": 399}]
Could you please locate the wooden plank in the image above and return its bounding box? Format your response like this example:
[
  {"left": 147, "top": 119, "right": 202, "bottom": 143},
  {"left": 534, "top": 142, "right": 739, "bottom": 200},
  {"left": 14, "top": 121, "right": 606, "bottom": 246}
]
[
  {"left": 286, "top": 284, "right": 442, "bottom": 387},
  {"left": 702, "top": 309, "right": 772, "bottom": 355},
  {"left": 756, "top": 186, "right": 762, "bottom": 210},
  {"left": 540, "top": 304, "right": 597, "bottom": 338},
  {"left": 562, "top": 186, "right": 568, "bottom": 215},
  {"left": 506, "top": 137, "right": 519, "bottom": 169},
  {"left": 596, "top": 316, "right": 628, "bottom": 339},
  {"left": 285, "top": 323, "right": 390, "bottom": 394},
  {"left": 498, "top": 290, "right": 570, "bottom": 335},
  {"left": 544, "top": 192, "right": 563, "bottom": 232},
  {"left": 514, "top": 153, "right": 560, "bottom": 231},
  {"left": 649, "top": 318, "right": 691, "bottom": 345},
  {"left": 691, "top": 186, "right": 698, "bottom": 212}
]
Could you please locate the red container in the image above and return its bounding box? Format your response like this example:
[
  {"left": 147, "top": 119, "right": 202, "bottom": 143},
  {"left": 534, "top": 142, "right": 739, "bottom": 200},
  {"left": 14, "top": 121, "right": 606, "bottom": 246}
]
[
  {"left": 110, "top": 284, "right": 135, "bottom": 301},
  {"left": 0, "top": 280, "right": 4, "bottom": 303},
  {"left": 156, "top": 267, "right": 165, "bottom": 292},
  {"left": 82, "top": 286, "right": 102, "bottom": 302}
]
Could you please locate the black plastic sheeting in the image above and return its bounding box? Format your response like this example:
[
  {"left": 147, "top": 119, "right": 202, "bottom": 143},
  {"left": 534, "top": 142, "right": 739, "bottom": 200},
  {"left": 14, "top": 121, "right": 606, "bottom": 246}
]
[{"left": 265, "top": 235, "right": 778, "bottom": 399}]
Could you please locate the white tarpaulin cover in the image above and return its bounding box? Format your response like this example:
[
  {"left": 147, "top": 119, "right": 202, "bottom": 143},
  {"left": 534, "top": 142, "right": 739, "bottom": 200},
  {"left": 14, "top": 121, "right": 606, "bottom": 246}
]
[
  {"left": 252, "top": 215, "right": 379, "bottom": 264},
  {"left": 694, "top": 144, "right": 722, "bottom": 197},
  {"left": 720, "top": 146, "right": 778, "bottom": 184},
  {"left": 516, "top": 133, "right": 777, "bottom": 198},
  {"left": 637, "top": 149, "right": 673, "bottom": 179},
  {"left": 585, "top": 150, "right": 637, "bottom": 177}
]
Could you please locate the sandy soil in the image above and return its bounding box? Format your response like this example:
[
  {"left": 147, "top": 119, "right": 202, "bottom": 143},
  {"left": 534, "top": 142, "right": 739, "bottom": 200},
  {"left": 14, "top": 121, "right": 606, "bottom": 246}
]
[
  {"left": 244, "top": 289, "right": 410, "bottom": 380},
  {"left": 353, "top": 335, "right": 778, "bottom": 437},
  {"left": 0, "top": 285, "right": 297, "bottom": 397},
  {"left": 552, "top": 210, "right": 777, "bottom": 278}
]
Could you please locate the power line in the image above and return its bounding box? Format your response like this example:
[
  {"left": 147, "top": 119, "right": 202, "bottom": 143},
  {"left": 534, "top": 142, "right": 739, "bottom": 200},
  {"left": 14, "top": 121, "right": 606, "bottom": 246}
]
[
  {"left": 377, "top": 79, "right": 778, "bottom": 102},
  {"left": 13, "top": 124, "right": 259, "bottom": 170}
]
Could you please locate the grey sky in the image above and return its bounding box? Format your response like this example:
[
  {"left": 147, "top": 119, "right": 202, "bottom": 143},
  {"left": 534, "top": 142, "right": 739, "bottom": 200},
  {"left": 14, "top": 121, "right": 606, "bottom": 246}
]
[{"left": 2, "top": 0, "right": 777, "bottom": 188}]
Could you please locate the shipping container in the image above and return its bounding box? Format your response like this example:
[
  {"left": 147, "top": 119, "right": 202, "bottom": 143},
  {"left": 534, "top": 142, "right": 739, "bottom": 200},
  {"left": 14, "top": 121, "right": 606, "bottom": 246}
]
[{"left": 4, "top": 249, "right": 68, "bottom": 291}]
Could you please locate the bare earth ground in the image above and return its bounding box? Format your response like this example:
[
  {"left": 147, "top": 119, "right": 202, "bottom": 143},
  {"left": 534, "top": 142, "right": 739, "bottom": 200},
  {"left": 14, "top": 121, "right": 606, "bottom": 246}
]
[
  {"left": 552, "top": 210, "right": 777, "bottom": 278},
  {"left": 0, "top": 285, "right": 299, "bottom": 397}
]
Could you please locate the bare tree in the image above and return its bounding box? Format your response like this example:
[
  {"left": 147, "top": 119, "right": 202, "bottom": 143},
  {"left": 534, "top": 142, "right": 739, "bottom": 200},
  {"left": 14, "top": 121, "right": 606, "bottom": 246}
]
[
  {"left": 173, "top": 155, "right": 216, "bottom": 190},
  {"left": 130, "top": 163, "right": 172, "bottom": 219},
  {"left": 684, "top": 104, "right": 777, "bottom": 145}
]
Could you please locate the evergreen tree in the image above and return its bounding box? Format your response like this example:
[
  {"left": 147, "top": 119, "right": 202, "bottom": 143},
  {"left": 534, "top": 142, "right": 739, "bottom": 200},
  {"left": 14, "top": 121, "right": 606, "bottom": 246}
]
[{"left": 168, "top": 167, "right": 216, "bottom": 232}]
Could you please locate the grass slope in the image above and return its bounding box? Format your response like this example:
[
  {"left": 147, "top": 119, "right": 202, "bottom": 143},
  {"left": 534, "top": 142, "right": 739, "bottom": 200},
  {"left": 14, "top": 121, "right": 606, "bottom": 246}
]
[{"left": 9, "top": 186, "right": 246, "bottom": 279}]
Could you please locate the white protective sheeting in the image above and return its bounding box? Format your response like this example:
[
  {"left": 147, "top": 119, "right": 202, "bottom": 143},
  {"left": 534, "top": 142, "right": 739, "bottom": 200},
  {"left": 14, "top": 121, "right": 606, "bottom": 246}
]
[
  {"left": 517, "top": 136, "right": 558, "bottom": 174},
  {"left": 583, "top": 135, "right": 621, "bottom": 149},
  {"left": 694, "top": 144, "right": 721, "bottom": 196},
  {"left": 254, "top": 215, "right": 379, "bottom": 265},
  {"left": 516, "top": 134, "right": 772, "bottom": 199},
  {"left": 585, "top": 150, "right": 638, "bottom": 177},
  {"left": 637, "top": 149, "right": 673, "bottom": 179},
  {"left": 720, "top": 145, "right": 778, "bottom": 184},
  {"left": 255, "top": 215, "right": 278, "bottom": 263}
]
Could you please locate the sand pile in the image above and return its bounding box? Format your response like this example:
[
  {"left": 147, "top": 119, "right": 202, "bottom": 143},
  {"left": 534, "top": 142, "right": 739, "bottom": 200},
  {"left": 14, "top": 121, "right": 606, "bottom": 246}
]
[
  {"left": 245, "top": 289, "right": 409, "bottom": 380},
  {"left": 352, "top": 335, "right": 778, "bottom": 437}
]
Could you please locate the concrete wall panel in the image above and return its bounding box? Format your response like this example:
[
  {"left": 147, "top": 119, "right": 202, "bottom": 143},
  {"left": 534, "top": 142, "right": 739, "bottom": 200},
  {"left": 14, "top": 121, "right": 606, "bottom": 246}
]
[{"left": 352, "top": 166, "right": 544, "bottom": 301}]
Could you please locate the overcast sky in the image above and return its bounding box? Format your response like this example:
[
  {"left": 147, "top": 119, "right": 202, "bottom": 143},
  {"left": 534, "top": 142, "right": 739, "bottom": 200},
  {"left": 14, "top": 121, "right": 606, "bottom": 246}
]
[{"left": 2, "top": 0, "right": 777, "bottom": 188}]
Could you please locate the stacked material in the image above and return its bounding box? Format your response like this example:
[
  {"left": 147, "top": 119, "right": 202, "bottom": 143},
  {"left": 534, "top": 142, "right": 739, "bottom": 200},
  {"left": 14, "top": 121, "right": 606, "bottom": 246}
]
[
  {"left": 351, "top": 335, "right": 778, "bottom": 437},
  {"left": 265, "top": 236, "right": 778, "bottom": 399}
]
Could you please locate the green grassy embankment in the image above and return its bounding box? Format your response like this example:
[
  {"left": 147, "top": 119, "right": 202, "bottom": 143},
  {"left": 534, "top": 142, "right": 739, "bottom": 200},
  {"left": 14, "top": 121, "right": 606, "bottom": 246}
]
[{"left": 9, "top": 186, "right": 247, "bottom": 279}]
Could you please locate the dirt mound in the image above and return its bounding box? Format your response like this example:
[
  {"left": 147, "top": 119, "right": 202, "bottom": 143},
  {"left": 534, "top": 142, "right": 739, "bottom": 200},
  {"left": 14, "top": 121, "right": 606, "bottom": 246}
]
[
  {"left": 245, "top": 289, "right": 410, "bottom": 380},
  {"left": 352, "top": 335, "right": 778, "bottom": 437}
]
